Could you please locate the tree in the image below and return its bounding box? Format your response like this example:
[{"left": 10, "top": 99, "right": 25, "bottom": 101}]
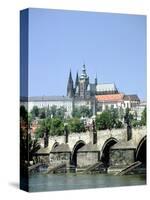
[
  {"left": 50, "top": 117, "right": 64, "bottom": 136},
  {"left": 56, "top": 106, "right": 67, "bottom": 119},
  {"left": 20, "top": 105, "right": 40, "bottom": 166},
  {"left": 35, "top": 117, "right": 52, "bottom": 138},
  {"left": 141, "top": 107, "right": 146, "bottom": 126},
  {"left": 68, "top": 118, "right": 86, "bottom": 133},
  {"left": 72, "top": 106, "right": 92, "bottom": 118},
  {"left": 28, "top": 134, "right": 40, "bottom": 161},
  {"left": 30, "top": 106, "right": 39, "bottom": 118},
  {"left": 72, "top": 107, "right": 81, "bottom": 118},
  {"left": 50, "top": 105, "right": 57, "bottom": 117},
  {"left": 96, "top": 109, "right": 123, "bottom": 130},
  {"left": 96, "top": 111, "right": 113, "bottom": 130},
  {"left": 39, "top": 108, "right": 46, "bottom": 119}
]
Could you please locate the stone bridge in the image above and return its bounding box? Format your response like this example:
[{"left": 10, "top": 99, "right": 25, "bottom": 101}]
[{"left": 37, "top": 126, "right": 146, "bottom": 171}]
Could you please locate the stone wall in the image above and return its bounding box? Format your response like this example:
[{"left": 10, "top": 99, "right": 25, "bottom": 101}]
[
  {"left": 77, "top": 152, "right": 99, "bottom": 168},
  {"left": 49, "top": 152, "right": 71, "bottom": 167},
  {"left": 109, "top": 149, "right": 135, "bottom": 167}
]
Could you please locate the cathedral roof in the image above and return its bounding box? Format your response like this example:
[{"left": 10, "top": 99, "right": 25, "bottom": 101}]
[
  {"left": 96, "top": 83, "right": 117, "bottom": 92},
  {"left": 96, "top": 93, "right": 124, "bottom": 102},
  {"left": 123, "top": 94, "right": 140, "bottom": 101}
]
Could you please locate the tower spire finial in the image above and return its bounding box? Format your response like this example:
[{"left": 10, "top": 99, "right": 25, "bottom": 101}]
[{"left": 95, "top": 73, "right": 98, "bottom": 85}]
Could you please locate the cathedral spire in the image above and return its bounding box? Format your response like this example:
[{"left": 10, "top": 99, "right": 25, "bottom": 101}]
[
  {"left": 75, "top": 71, "right": 79, "bottom": 88},
  {"left": 67, "top": 69, "right": 74, "bottom": 98}
]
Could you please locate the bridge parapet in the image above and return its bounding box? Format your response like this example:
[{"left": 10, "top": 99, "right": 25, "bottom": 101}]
[
  {"left": 132, "top": 126, "right": 146, "bottom": 147},
  {"left": 97, "top": 129, "right": 127, "bottom": 151},
  {"left": 68, "top": 131, "right": 92, "bottom": 150},
  {"left": 46, "top": 127, "right": 146, "bottom": 153}
]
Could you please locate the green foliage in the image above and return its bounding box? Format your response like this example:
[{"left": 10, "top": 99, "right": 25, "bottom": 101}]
[
  {"left": 50, "top": 105, "right": 57, "bottom": 117},
  {"left": 35, "top": 117, "right": 65, "bottom": 137},
  {"left": 30, "top": 106, "right": 39, "bottom": 118},
  {"left": 96, "top": 109, "right": 123, "bottom": 130},
  {"left": 72, "top": 106, "right": 92, "bottom": 118},
  {"left": 28, "top": 134, "right": 40, "bottom": 161},
  {"left": 30, "top": 105, "right": 67, "bottom": 120},
  {"left": 115, "top": 120, "right": 124, "bottom": 128},
  {"left": 132, "top": 120, "right": 142, "bottom": 128},
  {"left": 39, "top": 107, "right": 46, "bottom": 119},
  {"left": 56, "top": 107, "right": 67, "bottom": 119},
  {"left": 20, "top": 105, "right": 40, "bottom": 164},
  {"left": 68, "top": 118, "right": 86, "bottom": 133},
  {"left": 141, "top": 107, "right": 146, "bottom": 126},
  {"left": 50, "top": 118, "right": 64, "bottom": 136}
]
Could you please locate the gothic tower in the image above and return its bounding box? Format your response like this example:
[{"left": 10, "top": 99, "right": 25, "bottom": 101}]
[
  {"left": 67, "top": 70, "right": 74, "bottom": 98},
  {"left": 74, "top": 71, "right": 79, "bottom": 96},
  {"left": 78, "top": 64, "right": 89, "bottom": 98}
]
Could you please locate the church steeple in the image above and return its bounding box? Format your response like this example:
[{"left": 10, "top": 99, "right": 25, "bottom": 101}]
[
  {"left": 78, "top": 64, "right": 89, "bottom": 98},
  {"left": 80, "top": 64, "right": 88, "bottom": 79},
  {"left": 75, "top": 71, "right": 79, "bottom": 88},
  {"left": 67, "top": 69, "right": 74, "bottom": 98}
]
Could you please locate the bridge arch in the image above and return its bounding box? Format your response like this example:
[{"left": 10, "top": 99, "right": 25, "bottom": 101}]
[
  {"left": 136, "top": 136, "right": 146, "bottom": 166},
  {"left": 100, "top": 137, "right": 118, "bottom": 167},
  {"left": 71, "top": 140, "right": 86, "bottom": 167}
]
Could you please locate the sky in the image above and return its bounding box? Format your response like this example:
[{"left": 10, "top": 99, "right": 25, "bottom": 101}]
[{"left": 27, "top": 8, "right": 146, "bottom": 100}]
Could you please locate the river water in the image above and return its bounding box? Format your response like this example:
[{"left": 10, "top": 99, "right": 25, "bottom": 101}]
[{"left": 29, "top": 173, "right": 146, "bottom": 192}]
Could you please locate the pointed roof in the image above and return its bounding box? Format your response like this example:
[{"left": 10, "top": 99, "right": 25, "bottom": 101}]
[
  {"left": 68, "top": 69, "right": 73, "bottom": 82},
  {"left": 67, "top": 69, "right": 73, "bottom": 88},
  {"left": 80, "top": 64, "right": 88, "bottom": 79},
  {"left": 75, "top": 71, "right": 79, "bottom": 87}
]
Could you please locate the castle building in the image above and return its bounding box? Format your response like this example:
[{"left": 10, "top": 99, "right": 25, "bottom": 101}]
[{"left": 23, "top": 64, "right": 141, "bottom": 117}]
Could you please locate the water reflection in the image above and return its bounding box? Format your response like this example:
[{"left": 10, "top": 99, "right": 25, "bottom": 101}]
[{"left": 29, "top": 173, "right": 146, "bottom": 192}]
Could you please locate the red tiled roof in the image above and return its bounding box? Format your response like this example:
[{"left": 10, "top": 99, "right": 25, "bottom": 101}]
[{"left": 96, "top": 93, "right": 124, "bottom": 102}]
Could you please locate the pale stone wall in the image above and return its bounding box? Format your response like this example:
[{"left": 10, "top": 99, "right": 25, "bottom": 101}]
[
  {"left": 77, "top": 152, "right": 99, "bottom": 168},
  {"left": 68, "top": 131, "right": 92, "bottom": 150},
  {"left": 28, "top": 100, "right": 73, "bottom": 116}
]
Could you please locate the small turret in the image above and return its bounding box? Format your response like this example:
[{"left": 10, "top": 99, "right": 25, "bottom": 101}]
[{"left": 95, "top": 74, "right": 98, "bottom": 85}]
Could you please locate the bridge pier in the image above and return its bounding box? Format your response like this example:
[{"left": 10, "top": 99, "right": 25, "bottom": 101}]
[{"left": 108, "top": 141, "right": 137, "bottom": 174}]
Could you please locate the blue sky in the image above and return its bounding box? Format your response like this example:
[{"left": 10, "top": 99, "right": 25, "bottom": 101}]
[{"left": 28, "top": 8, "right": 146, "bottom": 100}]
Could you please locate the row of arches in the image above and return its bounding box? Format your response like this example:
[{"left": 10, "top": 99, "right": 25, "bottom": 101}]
[{"left": 51, "top": 136, "right": 146, "bottom": 168}]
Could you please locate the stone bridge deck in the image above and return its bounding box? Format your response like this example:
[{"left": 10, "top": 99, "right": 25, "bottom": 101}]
[{"left": 40, "top": 127, "right": 146, "bottom": 153}]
